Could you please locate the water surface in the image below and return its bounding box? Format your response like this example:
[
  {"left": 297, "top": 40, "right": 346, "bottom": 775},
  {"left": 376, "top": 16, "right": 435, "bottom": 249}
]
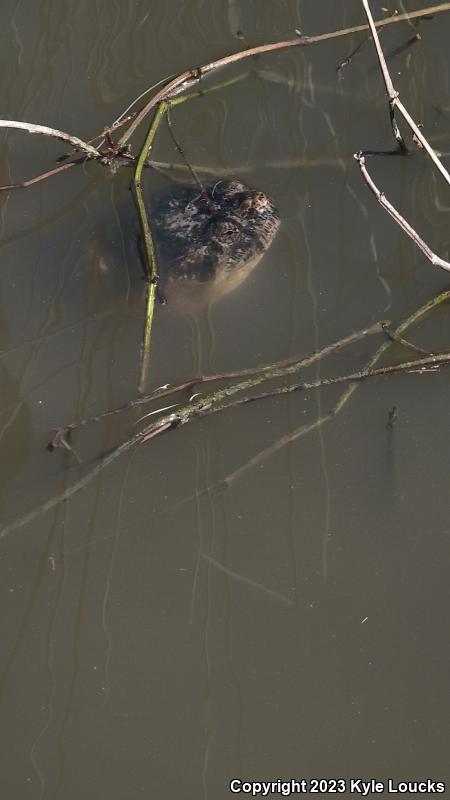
[{"left": 1, "top": 2, "right": 449, "bottom": 798}]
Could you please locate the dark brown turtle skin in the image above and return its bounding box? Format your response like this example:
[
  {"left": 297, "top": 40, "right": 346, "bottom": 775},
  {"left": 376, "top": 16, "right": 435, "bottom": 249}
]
[{"left": 149, "top": 180, "right": 280, "bottom": 311}]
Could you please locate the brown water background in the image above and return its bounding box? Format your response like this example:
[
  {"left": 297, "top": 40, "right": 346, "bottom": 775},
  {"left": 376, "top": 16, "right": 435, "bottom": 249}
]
[{"left": 0, "top": 2, "right": 449, "bottom": 798}]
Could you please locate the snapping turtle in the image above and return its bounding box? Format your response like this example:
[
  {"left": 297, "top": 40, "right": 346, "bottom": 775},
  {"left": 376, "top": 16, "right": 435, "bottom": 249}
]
[{"left": 149, "top": 179, "right": 280, "bottom": 311}]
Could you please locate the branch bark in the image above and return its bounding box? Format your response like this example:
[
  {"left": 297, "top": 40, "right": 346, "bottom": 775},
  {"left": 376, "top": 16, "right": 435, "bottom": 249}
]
[
  {"left": 355, "top": 153, "right": 450, "bottom": 273},
  {"left": 0, "top": 120, "right": 101, "bottom": 159},
  {"left": 361, "top": 0, "right": 450, "bottom": 185}
]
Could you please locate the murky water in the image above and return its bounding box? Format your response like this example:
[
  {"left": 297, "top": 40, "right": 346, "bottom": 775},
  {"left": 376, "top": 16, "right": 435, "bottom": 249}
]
[{"left": 1, "top": 2, "right": 449, "bottom": 798}]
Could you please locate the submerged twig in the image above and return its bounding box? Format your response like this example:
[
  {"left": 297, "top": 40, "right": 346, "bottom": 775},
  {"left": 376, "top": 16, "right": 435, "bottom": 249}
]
[
  {"left": 0, "top": 322, "right": 386, "bottom": 538},
  {"left": 201, "top": 554, "right": 294, "bottom": 606},
  {"left": 221, "top": 351, "right": 450, "bottom": 409},
  {"left": 3, "top": 295, "right": 450, "bottom": 542},
  {"left": 163, "top": 289, "right": 450, "bottom": 514},
  {"left": 380, "top": 323, "right": 432, "bottom": 355},
  {"left": 50, "top": 322, "right": 388, "bottom": 438},
  {"left": 0, "top": 158, "right": 85, "bottom": 192},
  {"left": 337, "top": 24, "right": 386, "bottom": 72}
]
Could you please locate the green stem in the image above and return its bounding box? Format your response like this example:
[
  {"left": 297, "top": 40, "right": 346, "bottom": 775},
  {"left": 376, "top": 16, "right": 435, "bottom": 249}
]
[
  {"left": 132, "top": 102, "right": 167, "bottom": 280},
  {"left": 131, "top": 101, "right": 168, "bottom": 393},
  {"left": 167, "top": 71, "right": 249, "bottom": 108},
  {"left": 131, "top": 78, "right": 247, "bottom": 394}
]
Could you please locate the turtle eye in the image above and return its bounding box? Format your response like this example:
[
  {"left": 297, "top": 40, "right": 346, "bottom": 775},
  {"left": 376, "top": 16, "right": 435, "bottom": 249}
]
[{"left": 238, "top": 198, "right": 252, "bottom": 213}]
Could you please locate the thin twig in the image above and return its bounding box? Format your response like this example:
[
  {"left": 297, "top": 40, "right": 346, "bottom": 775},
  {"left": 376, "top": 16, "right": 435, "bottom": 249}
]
[
  {"left": 118, "top": 3, "right": 450, "bottom": 146},
  {"left": 0, "top": 75, "right": 248, "bottom": 192},
  {"left": 337, "top": 24, "right": 386, "bottom": 72},
  {"left": 162, "top": 288, "right": 450, "bottom": 514},
  {"left": 355, "top": 153, "right": 450, "bottom": 273},
  {"left": 395, "top": 96, "right": 450, "bottom": 184},
  {"left": 50, "top": 321, "right": 388, "bottom": 439},
  {"left": 2, "top": 292, "right": 449, "bottom": 539},
  {"left": 2, "top": 4, "right": 449, "bottom": 192},
  {"left": 165, "top": 106, "right": 203, "bottom": 192},
  {"left": 0, "top": 120, "right": 101, "bottom": 159},
  {"left": 0, "top": 158, "right": 85, "bottom": 192},
  {"left": 0, "top": 322, "right": 387, "bottom": 538},
  {"left": 201, "top": 554, "right": 294, "bottom": 606},
  {"left": 380, "top": 322, "right": 432, "bottom": 355},
  {"left": 361, "top": 0, "right": 450, "bottom": 184},
  {"left": 221, "top": 351, "right": 450, "bottom": 409},
  {"left": 361, "top": 0, "right": 406, "bottom": 151},
  {"left": 361, "top": 0, "right": 397, "bottom": 98}
]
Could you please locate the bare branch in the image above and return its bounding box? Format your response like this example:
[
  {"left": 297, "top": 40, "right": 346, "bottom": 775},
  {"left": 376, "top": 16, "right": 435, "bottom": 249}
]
[
  {"left": 164, "top": 289, "right": 450, "bottom": 514},
  {"left": 355, "top": 153, "right": 450, "bottom": 273},
  {"left": 3, "top": 295, "right": 450, "bottom": 542},
  {"left": 2, "top": 3, "right": 450, "bottom": 189},
  {"left": 49, "top": 321, "right": 389, "bottom": 436},
  {"left": 221, "top": 352, "right": 450, "bottom": 409},
  {"left": 0, "top": 120, "right": 101, "bottom": 159},
  {"left": 361, "top": 0, "right": 450, "bottom": 183},
  {"left": 0, "top": 322, "right": 388, "bottom": 539},
  {"left": 361, "top": 0, "right": 397, "bottom": 98},
  {"left": 119, "top": 3, "right": 450, "bottom": 146},
  {"left": 395, "top": 96, "right": 450, "bottom": 184}
]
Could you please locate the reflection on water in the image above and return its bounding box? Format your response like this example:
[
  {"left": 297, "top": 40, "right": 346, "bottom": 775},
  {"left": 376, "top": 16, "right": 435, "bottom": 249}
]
[{"left": 1, "top": 1, "right": 450, "bottom": 798}]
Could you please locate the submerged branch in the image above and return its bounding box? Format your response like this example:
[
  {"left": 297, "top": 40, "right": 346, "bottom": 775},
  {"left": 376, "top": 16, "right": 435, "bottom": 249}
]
[
  {"left": 162, "top": 289, "right": 450, "bottom": 514},
  {"left": 50, "top": 322, "right": 388, "bottom": 437},
  {"left": 222, "top": 352, "right": 450, "bottom": 410},
  {"left": 2, "top": 295, "right": 450, "bottom": 541},
  {"left": 0, "top": 159, "right": 84, "bottom": 191},
  {"left": 201, "top": 554, "right": 294, "bottom": 606}
]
